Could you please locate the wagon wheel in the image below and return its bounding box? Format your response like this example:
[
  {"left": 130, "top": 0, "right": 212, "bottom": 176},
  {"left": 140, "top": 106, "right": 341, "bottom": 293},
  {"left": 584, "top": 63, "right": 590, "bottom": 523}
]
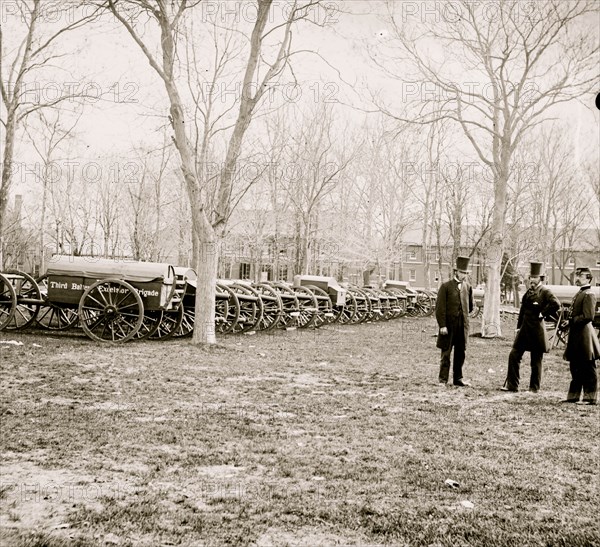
[
  {"left": 305, "top": 285, "right": 334, "bottom": 328},
  {"left": 3, "top": 270, "right": 41, "bottom": 330},
  {"left": 149, "top": 306, "right": 184, "bottom": 340},
  {"left": 293, "top": 286, "right": 318, "bottom": 329},
  {"left": 174, "top": 304, "right": 195, "bottom": 338},
  {"left": 335, "top": 290, "right": 356, "bottom": 324},
  {"left": 415, "top": 291, "right": 434, "bottom": 317},
  {"left": 269, "top": 283, "right": 300, "bottom": 329},
  {"left": 382, "top": 290, "right": 401, "bottom": 320},
  {"left": 387, "top": 288, "right": 407, "bottom": 318},
  {"left": 255, "top": 283, "right": 283, "bottom": 332},
  {"left": 377, "top": 291, "right": 395, "bottom": 321},
  {"left": 361, "top": 288, "right": 384, "bottom": 321},
  {"left": 35, "top": 275, "right": 79, "bottom": 330},
  {"left": 78, "top": 278, "right": 144, "bottom": 343},
  {"left": 216, "top": 283, "right": 240, "bottom": 334},
  {"left": 133, "top": 310, "right": 163, "bottom": 340},
  {"left": 349, "top": 288, "right": 371, "bottom": 324},
  {"left": 231, "top": 283, "right": 264, "bottom": 334},
  {"left": 0, "top": 273, "right": 17, "bottom": 331}
]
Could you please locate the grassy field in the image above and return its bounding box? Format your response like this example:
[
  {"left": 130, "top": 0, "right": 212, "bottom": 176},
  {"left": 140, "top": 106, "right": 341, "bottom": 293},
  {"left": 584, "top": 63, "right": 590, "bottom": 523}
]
[{"left": 0, "top": 316, "right": 598, "bottom": 547}]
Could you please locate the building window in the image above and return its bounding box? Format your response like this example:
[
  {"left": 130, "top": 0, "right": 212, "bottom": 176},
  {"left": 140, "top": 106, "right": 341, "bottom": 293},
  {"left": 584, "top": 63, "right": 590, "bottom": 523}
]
[
  {"left": 239, "top": 262, "right": 251, "bottom": 279},
  {"left": 568, "top": 257, "right": 575, "bottom": 265},
  {"left": 409, "top": 269, "right": 416, "bottom": 282},
  {"left": 408, "top": 250, "right": 416, "bottom": 261}
]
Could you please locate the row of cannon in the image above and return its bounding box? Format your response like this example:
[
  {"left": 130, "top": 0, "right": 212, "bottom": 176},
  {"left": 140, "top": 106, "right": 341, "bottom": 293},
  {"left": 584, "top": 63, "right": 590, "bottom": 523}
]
[{"left": 0, "top": 257, "right": 436, "bottom": 342}]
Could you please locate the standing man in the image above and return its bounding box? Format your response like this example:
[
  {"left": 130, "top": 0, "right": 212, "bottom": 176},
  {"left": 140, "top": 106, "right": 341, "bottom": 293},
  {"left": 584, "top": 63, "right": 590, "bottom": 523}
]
[
  {"left": 436, "top": 256, "right": 474, "bottom": 386},
  {"left": 562, "top": 266, "right": 600, "bottom": 405},
  {"left": 502, "top": 262, "right": 560, "bottom": 393}
]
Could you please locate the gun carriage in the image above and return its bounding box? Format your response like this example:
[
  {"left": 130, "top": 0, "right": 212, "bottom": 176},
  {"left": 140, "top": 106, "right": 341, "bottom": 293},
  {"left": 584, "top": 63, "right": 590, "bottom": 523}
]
[{"left": 1, "top": 261, "right": 433, "bottom": 341}]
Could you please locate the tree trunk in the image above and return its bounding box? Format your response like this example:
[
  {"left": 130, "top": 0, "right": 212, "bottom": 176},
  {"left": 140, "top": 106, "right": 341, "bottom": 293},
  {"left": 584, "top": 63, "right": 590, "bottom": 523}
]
[
  {"left": 193, "top": 216, "right": 217, "bottom": 345},
  {"left": 0, "top": 111, "right": 17, "bottom": 268},
  {"left": 481, "top": 162, "right": 509, "bottom": 337}
]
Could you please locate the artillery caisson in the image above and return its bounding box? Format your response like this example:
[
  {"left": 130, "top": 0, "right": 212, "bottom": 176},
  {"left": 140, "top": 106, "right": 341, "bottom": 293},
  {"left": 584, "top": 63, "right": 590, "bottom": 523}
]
[
  {"left": 0, "top": 257, "right": 182, "bottom": 342},
  {"left": 1, "top": 259, "right": 435, "bottom": 341}
]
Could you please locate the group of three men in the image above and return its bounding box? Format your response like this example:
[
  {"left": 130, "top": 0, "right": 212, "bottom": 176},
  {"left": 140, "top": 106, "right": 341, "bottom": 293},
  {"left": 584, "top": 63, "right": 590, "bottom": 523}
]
[{"left": 435, "top": 256, "right": 600, "bottom": 405}]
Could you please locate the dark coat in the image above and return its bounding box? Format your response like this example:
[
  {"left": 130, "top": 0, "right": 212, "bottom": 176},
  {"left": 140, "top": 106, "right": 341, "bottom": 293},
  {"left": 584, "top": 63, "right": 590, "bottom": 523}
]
[
  {"left": 563, "top": 287, "right": 600, "bottom": 362},
  {"left": 435, "top": 278, "right": 473, "bottom": 351},
  {"left": 513, "top": 284, "right": 560, "bottom": 353}
]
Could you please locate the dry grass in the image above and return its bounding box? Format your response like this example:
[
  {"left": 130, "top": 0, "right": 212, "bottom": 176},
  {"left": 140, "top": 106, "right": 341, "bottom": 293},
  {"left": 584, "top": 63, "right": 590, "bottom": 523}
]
[{"left": 1, "top": 316, "right": 598, "bottom": 546}]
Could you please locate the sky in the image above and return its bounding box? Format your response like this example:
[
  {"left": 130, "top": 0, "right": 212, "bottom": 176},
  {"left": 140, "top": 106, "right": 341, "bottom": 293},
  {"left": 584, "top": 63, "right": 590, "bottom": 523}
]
[{"left": 3, "top": 0, "right": 599, "bottom": 205}]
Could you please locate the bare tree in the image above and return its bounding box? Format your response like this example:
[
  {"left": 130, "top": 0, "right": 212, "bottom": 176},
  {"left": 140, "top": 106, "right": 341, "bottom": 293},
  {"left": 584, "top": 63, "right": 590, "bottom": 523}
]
[
  {"left": 379, "top": 0, "right": 599, "bottom": 336},
  {"left": 107, "top": 0, "right": 329, "bottom": 344},
  {"left": 23, "top": 110, "right": 81, "bottom": 270},
  {"left": 280, "top": 103, "right": 353, "bottom": 274},
  {"left": 0, "top": 0, "right": 100, "bottom": 265}
]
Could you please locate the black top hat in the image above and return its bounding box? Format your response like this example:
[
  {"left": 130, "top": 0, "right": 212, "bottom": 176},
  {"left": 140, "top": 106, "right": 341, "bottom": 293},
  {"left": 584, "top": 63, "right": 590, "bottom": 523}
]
[
  {"left": 529, "top": 262, "right": 544, "bottom": 277},
  {"left": 455, "top": 256, "right": 471, "bottom": 273},
  {"left": 575, "top": 266, "right": 592, "bottom": 276}
]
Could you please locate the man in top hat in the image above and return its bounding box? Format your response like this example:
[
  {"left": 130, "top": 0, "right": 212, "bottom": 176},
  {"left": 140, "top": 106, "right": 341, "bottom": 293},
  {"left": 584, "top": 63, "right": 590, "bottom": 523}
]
[
  {"left": 562, "top": 266, "right": 600, "bottom": 405},
  {"left": 435, "top": 256, "right": 474, "bottom": 386},
  {"left": 502, "top": 261, "right": 560, "bottom": 392}
]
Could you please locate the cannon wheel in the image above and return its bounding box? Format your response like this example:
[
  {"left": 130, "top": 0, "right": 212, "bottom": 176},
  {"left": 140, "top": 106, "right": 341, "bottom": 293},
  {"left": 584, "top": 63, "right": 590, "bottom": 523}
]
[
  {"left": 231, "top": 283, "right": 264, "bottom": 334},
  {"left": 174, "top": 305, "right": 195, "bottom": 338},
  {"left": 293, "top": 286, "right": 318, "bottom": 329},
  {"left": 305, "top": 285, "right": 334, "bottom": 328},
  {"left": 362, "top": 288, "right": 384, "bottom": 322},
  {"left": 335, "top": 291, "right": 356, "bottom": 324},
  {"left": 269, "top": 283, "right": 300, "bottom": 329},
  {"left": 133, "top": 310, "right": 163, "bottom": 340},
  {"left": 3, "top": 270, "right": 41, "bottom": 330},
  {"left": 78, "top": 278, "right": 144, "bottom": 342},
  {"left": 216, "top": 283, "right": 240, "bottom": 334},
  {"left": 349, "top": 288, "right": 371, "bottom": 324},
  {"left": 35, "top": 275, "right": 79, "bottom": 330},
  {"left": 386, "top": 288, "right": 407, "bottom": 318},
  {"left": 415, "top": 290, "right": 435, "bottom": 317},
  {"left": 0, "top": 273, "right": 17, "bottom": 331},
  {"left": 255, "top": 283, "right": 283, "bottom": 332},
  {"left": 149, "top": 307, "right": 184, "bottom": 341},
  {"left": 382, "top": 290, "right": 401, "bottom": 320}
]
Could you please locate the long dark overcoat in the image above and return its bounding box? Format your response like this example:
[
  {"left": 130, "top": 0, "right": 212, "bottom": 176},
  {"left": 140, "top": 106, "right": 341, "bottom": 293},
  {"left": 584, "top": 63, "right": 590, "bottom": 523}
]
[
  {"left": 435, "top": 279, "right": 473, "bottom": 351},
  {"left": 563, "top": 287, "right": 600, "bottom": 362},
  {"left": 513, "top": 284, "right": 560, "bottom": 353}
]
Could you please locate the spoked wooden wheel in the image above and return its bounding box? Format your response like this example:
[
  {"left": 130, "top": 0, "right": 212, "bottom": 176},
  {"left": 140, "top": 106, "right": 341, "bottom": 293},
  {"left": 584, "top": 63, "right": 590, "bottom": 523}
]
[
  {"left": 231, "top": 283, "right": 264, "bottom": 334},
  {"left": 78, "top": 278, "right": 144, "bottom": 342},
  {"left": 335, "top": 291, "right": 356, "bottom": 324},
  {"left": 0, "top": 273, "right": 17, "bottom": 331},
  {"left": 174, "top": 305, "right": 195, "bottom": 338},
  {"left": 149, "top": 306, "right": 184, "bottom": 341},
  {"left": 349, "top": 288, "right": 371, "bottom": 324},
  {"left": 216, "top": 283, "right": 240, "bottom": 334},
  {"left": 386, "top": 288, "right": 407, "bottom": 318},
  {"left": 35, "top": 275, "right": 79, "bottom": 330},
  {"left": 133, "top": 310, "right": 163, "bottom": 340},
  {"left": 3, "top": 270, "right": 41, "bottom": 330},
  {"left": 305, "top": 285, "right": 334, "bottom": 328},
  {"left": 293, "top": 286, "right": 318, "bottom": 329},
  {"left": 255, "top": 283, "right": 283, "bottom": 332},
  {"left": 415, "top": 291, "right": 435, "bottom": 316},
  {"left": 268, "top": 283, "right": 300, "bottom": 329}
]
